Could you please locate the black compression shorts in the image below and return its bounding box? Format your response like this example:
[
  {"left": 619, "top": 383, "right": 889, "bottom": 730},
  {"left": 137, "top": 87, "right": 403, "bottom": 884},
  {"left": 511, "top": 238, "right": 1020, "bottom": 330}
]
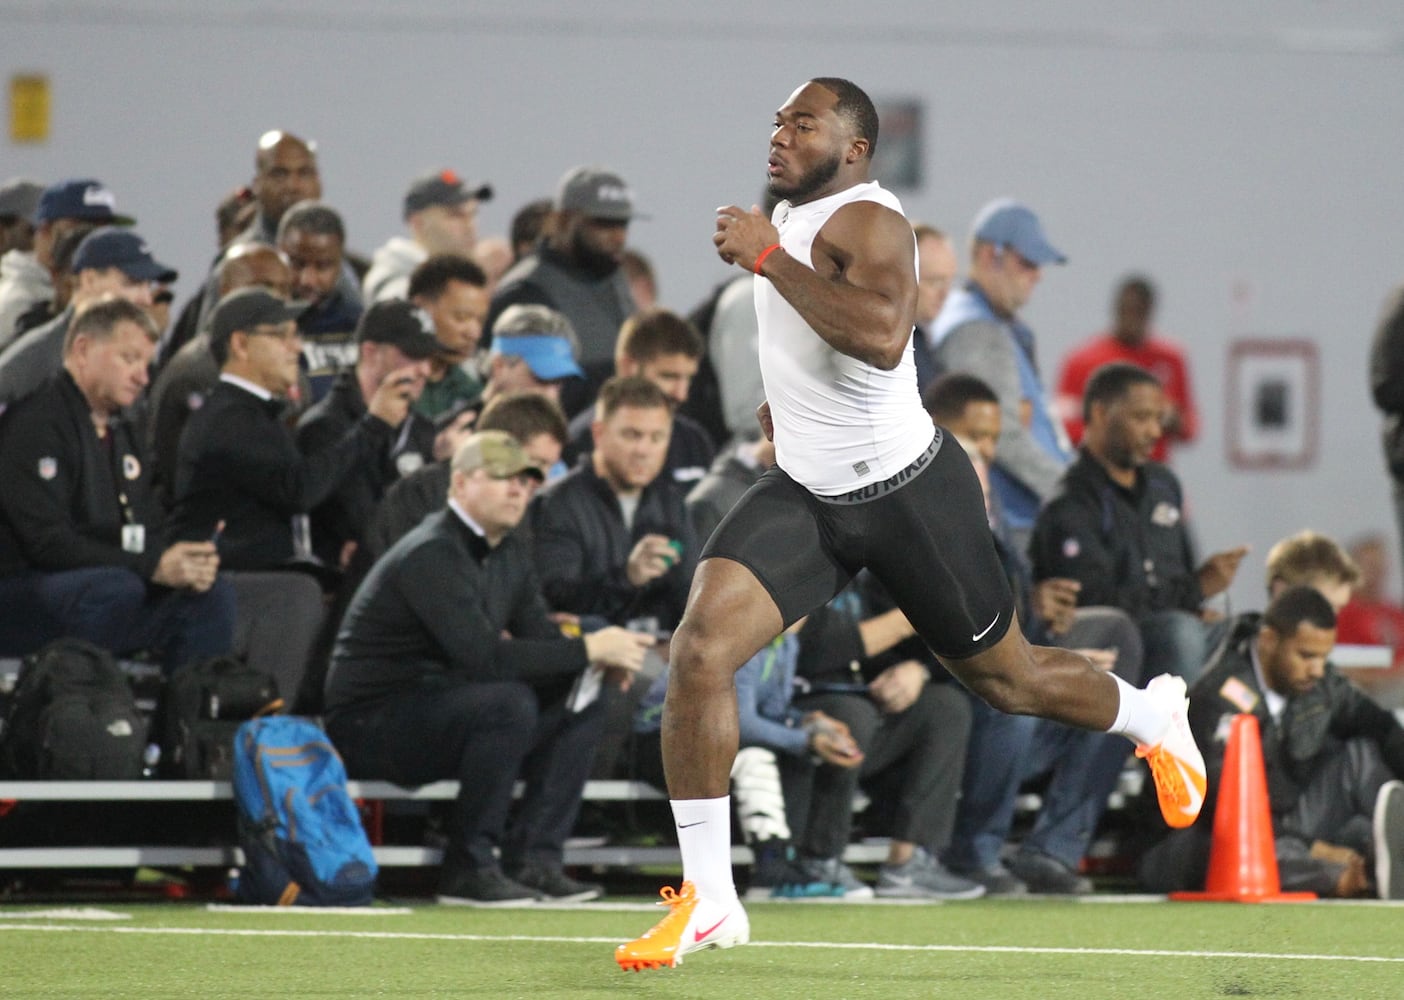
[{"left": 700, "top": 428, "right": 1015, "bottom": 660}]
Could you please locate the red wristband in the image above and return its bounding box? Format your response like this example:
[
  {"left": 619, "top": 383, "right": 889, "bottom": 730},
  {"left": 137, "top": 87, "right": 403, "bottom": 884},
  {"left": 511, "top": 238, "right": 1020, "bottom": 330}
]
[{"left": 753, "top": 243, "right": 782, "bottom": 275}]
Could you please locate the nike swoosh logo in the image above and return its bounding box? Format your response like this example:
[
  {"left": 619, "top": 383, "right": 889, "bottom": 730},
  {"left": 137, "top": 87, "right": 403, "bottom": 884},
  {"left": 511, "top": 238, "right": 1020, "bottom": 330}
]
[
  {"left": 1178, "top": 760, "right": 1205, "bottom": 816},
  {"left": 694, "top": 915, "right": 728, "bottom": 942},
  {"left": 972, "top": 614, "right": 1000, "bottom": 642},
  {"left": 677, "top": 821, "right": 706, "bottom": 829}
]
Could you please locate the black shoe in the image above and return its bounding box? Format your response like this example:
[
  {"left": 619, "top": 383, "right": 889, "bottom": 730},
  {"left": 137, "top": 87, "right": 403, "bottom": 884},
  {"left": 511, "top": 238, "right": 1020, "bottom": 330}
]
[
  {"left": 511, "top": 863, "right": 603, "bottom": 903},
  {"left": 1006, "top": 850, "right": 1093, "bottom": 895},
  {"left": 436, "top": 865, "right": 539, "bottom": 907}
]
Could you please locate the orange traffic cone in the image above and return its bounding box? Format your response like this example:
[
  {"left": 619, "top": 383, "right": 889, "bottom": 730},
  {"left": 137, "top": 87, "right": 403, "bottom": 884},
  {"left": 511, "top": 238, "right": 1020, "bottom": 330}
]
[{"left": 1171, "top": 713, "right": 1315, "bottom": 902}]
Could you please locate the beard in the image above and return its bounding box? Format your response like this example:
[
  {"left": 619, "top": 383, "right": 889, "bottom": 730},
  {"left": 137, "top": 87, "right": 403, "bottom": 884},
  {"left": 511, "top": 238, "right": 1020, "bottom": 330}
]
[
  {"left": 768, "top": 149, "right": 842, "bottom": 203},
  {"left": 569, "top": 229, "right": 622, "bottom": 279}
]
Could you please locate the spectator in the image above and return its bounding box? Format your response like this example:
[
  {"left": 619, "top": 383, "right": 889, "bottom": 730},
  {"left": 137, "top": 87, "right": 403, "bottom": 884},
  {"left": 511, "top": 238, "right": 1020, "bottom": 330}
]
[
  {"left": 406, "top": 254, "right": 490, "bottom": 420},
  {"left": 0, "top": 178, "right": 134, "bottom": 351},
  {"left": 473, "top": 236, "right": 514, "bottom": 295},
  {"left": 324, "top": 431, "right": 653, "bottom": 904},
  {"left": 931, "top": 198, "right": 1072, "bottom": 551},
  {"left": 0, "top": 178, "right": 44, "bottom": 344},
  {"left": 563, "top": 307, "right": 716, "bottom": 486},
  {"left": 0, "top": 298, "right": 233, "bottom": 670},
  {"left": 0, "top": 179, "right": 42, "bottom": 258},
  {"left": 1370, "top": 282, "right": 1404, "bottom": 575},
  {"left": 928, "top": 372, "right": 1145, "bottom": 895},
  {"left": 530, "top": 375, "right": 695, "bottom": 632},
  {"left": 239, "top": 131, "right": 322, "bottom": 247},
  {"left": 363, "top": 169, "right": 493, "bottom": 304},
  {"left": 170, "top": 289, "right": 412, "bottom": 698},
  {"left": 366, "top": 391, "right": 567, "bottom": 562},
  {"left": 685, "top": 435, "right": 776, "bottom": 548},
  {"left": 910, "top": 223, "right": 958, "bottom": 394},
  {"left": 478, "top": 304, "right": 586, "bottom": 412},
  {"left": 1030, "top": 362, "right": 1248, "bottom": 681},
  {"left": 277, "top": 200, "right": 362, "bottom": 402},
  {"left": 295, "top": 300, "right": 439, "bottom": 571},
  {"left": 1056, "top": 274, "right": 1199, "bottom": 464},
  {"left": 0, "top": 227, "right": 175, "bottom": 406},
  {"left": 7, "top": 221, "right": 100, "bottom": 343},
  {"left": 487, "top": 166, "right": 642, "bottom": 417},
  {"left": 621, "top": 248, "right": 657, "bottom": 311},
  {"left": 146, "top": 243, "right": 294, "bottom": 508},
  {"left": 1336, "top": 533, "right": 1404, "bottom": 672},
  {"left": 1139, "top": 586, "right": 1404, "bottom": 899},
  {"left": 508, "top": 198, "right": 551, "bottom": 263}
]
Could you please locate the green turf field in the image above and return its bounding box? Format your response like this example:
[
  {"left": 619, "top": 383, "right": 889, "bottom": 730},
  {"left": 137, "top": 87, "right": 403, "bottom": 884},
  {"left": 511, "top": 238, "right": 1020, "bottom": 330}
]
[{"left": 2, "top": 897, "right": 1401, "bottom": 999}]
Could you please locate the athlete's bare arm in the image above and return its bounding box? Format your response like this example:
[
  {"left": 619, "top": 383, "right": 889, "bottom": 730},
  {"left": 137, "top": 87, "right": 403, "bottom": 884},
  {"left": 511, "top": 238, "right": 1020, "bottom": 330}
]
[{"left": 714, "top": 201, "right": 917, "bottom": 370}]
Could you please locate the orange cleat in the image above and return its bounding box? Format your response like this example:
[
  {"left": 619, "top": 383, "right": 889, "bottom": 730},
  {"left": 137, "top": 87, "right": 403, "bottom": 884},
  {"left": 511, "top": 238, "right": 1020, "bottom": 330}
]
[
  {"left": 614, "top": 881, "right": 750, "bottom": 971},
  {"left": 1136, "top": 674, "right": 1208, "bottom": 829}
]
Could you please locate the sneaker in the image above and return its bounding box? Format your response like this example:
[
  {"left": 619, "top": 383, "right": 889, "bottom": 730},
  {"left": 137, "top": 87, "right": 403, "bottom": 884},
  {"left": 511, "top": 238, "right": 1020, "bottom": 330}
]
[
  {"left": 1006, "top": 849, "right": 1093, "bottom": 895},
  {"left": 744, "top": 843, "right": 843, "bottom": 901},
  {"left": 945, "top": 859, "right": 1028, "bottom": 896},
  {"left": 1135, "top": 673, "right": 1208, "bottom": 829},
  {"left": 798, "top": 855, "right": 875, "bottom": 900},
  {"left": 615, "top": 881, "right": 750, "bottom": 971},
  {"left": 1373, "top": 780, "right": 1404, "bottom": 900},
  {"left": 511, "top": 863, "right": 603, "bottom": 903},
  {"left": 436, "top": 865, "right": 539, "bottom": 907},
  {"left": 876, "top": 847, "right": 986, "bottom": 900}
]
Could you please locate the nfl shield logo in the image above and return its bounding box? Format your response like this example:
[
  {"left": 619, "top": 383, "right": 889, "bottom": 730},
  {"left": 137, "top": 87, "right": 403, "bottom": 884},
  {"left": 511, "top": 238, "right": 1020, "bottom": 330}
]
[{"left": 38, "top": 457, "right": 57, "bottom": 480}]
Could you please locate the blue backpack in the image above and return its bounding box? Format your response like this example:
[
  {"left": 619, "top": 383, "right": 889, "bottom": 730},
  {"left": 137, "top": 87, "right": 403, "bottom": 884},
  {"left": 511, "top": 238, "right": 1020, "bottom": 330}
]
[{"left": 231, "top": 715, "right": 378, "bottom": 906}]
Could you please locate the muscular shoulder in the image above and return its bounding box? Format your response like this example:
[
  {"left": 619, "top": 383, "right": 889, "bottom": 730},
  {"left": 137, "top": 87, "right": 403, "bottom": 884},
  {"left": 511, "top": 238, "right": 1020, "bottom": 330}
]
[{"left": 812, "top": 199, "right": 913, "bottom": 274}]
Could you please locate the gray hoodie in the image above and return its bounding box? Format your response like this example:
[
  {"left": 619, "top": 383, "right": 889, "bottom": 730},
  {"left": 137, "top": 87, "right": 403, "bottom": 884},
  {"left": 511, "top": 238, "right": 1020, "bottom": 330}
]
[
  {"left": 0, "top": 250, "right": 53, "bottom": 352},
  {"left": 361, "top": 236, "right": 426, "bottom": 304}
]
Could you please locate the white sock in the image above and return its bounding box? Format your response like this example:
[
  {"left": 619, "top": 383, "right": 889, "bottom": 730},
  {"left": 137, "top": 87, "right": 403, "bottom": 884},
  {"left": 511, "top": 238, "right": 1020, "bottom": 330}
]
[
  {"left": 671, "top": 796, "right": 738, "bottom": 904},
  {"left": 1107, "top": 674, "right": 1171, "bottom": 746}
]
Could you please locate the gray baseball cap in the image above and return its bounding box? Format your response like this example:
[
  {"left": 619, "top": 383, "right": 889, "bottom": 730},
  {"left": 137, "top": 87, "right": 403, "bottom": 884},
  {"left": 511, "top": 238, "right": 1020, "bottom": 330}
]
[
  {"left": 554, "top": 165, "right": 646, "bottom": 222},
  {"left": 0, "top": 178, "right": 43, "bottom": 220}
]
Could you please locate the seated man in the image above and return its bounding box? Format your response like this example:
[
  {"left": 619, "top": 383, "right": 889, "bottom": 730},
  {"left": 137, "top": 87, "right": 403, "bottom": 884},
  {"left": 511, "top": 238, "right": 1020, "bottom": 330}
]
[
  {"left": 406, "top": 253, "right": 491, "bottom": 420},
  {"left": 170, "top": 287, "right": 413, "bottom": 699},
  {"left": 477, "top": 303, "right": 586, "bottom": 414},
  {"left": 1139, "top": 585, "right": 1404, "bottom": 899},
  {"left": 277, "top": 200, "right": 362, "bottom": 403},
  {"left": 563, "top": 307, "right": 716, "bottom": 486},
  {"left": 0, "top": 298, "right": 233, "bottom": 670},
  {"left": 295, "top": 299, "right": 439, "bottom": 572},
  {"left": 685, "top": 434, "right": 775, "bottom": 548},
  {"left": 530, "top": 375, "right": 695, "bottom": 632},
  {"left": 323, "top": 431, "right": 653, "bottom": 904},
  {"left": 1030, "top": 362, "right": 1248, "bottom": 681},
  {"left": 364, "top": 391, "right": 567, "bottom": 562}
]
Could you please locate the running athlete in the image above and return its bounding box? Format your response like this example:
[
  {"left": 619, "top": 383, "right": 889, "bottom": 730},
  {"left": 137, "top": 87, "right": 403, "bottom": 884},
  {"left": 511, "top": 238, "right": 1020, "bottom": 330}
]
[{"left": 615, "top": 77, "right": 1205, "bottom": 972}]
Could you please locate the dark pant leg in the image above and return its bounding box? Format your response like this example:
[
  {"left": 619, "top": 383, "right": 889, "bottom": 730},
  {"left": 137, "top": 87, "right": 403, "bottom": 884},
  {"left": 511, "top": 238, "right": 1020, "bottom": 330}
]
[
  {"left": 789, "top": 691, "right": 874, "bottom": 859},
  {"left": 122, "top": 576, "right": 237, "bottom": 673},
  {"left": 326, "top": 676, "right": 538, "bottom": 869},
  {"left": 945, "top": 690, "right": 1038, "bottom": 871},
  {"left": 504, "top": 695, "right": 607, "bottom": 871},
  {"left": 0, "top": 574, "right": 67, "bottom": 655},
  {"left": 33, "top": 566, "right": 147, "bottom": 651},
  {"left": 857, "top": 683, "right": 971, "bottom": 851}
]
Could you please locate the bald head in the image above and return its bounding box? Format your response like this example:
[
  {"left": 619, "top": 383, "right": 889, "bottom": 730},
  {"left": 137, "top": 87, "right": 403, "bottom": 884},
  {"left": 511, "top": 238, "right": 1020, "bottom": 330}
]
[
  {"left": 252, "top": 130, "right": 321, "bottom": 226},
  {"left": 217, "top": 242, "right": 294, "bottom": 299}
]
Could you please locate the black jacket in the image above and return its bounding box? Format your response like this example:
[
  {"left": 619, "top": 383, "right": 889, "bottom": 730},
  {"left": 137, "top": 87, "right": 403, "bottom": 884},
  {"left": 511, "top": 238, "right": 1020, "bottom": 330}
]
[
  {"left": 295, "top": 370, "right": 436, "bottom": 567},
  {"left": 0, "top": 370, "right": 164, "bottom": 578},
  {"left": 1189, "top": 613, "right": 1404, "bottom": 823},
  {"left": 325, "top": 507, "right": 589, "bottom": 710},
  {"left": 169, "top": 378, "right": 393, "bottom": 571},
  {"left": 363, "top": 460, "right": 451, "bottom": 564},
  {"left": 1029, "top": 448, "right": 1201, "bottom": 617},
  {"left": 528, "top": 456, "right": 696, "bottom": 629}
]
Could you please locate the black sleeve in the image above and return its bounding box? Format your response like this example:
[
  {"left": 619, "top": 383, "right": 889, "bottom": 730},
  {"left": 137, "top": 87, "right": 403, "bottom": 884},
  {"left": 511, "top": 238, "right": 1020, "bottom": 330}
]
[
  {"left": 1029, "top": 495, "right": 1124, "bottom": 608},
  {"left": 530, "top": 489, "right": 637, "bottom": 619}
]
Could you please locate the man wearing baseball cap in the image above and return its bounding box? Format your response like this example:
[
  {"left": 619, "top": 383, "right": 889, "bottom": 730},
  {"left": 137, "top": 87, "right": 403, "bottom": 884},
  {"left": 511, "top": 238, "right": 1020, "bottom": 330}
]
[
  {"left": 325, "top": 429, "right": 654, "bottom": 905},
  {"left": 0, "top": 226, "right": 176, "bottom": 405},
  {"left": 482, "top": 303, "right": 585, "bottom": 407},
  {"left": 0, "top": 178, "right": 134, "bottom": 350},
  {"left": 930, "top": 198, "right": 1072, "bottom": 551},
  {"left": 295, "top": 299, "right": 441, "bottom": 572},
  {"left": 486, "top": 164, "right": 644, "bottom": 419},
  {"left": 363, "top": 169, "right": 493, "bottom": 304}
]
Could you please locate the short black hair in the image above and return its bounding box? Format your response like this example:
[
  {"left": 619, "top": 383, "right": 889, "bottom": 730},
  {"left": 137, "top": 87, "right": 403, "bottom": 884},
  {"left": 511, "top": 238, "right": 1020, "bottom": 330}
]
[
  {"left": 1083, "top": 362, "right": 1161, "bottom": 425},
  {"left": 408, "top": 253, "right": 487, "bottom": 300},
  {"left": 275, "top": 200, "right": 344, "bottom": 245},
  {"left": 810, "top": 77, "right": 879, "bottom": 159},
  {"left": 1262, "top": 584, "right": 1337, "bottom": 637},
  {"left": 924, "top": 372, "right": 999, "bottom": 424}
]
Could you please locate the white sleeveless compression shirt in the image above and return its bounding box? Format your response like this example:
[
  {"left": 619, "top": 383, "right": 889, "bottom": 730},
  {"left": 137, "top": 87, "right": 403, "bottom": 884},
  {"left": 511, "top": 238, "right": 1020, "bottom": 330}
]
[{"left": 754, "top": 180, "right": 931, "bottom": 495}]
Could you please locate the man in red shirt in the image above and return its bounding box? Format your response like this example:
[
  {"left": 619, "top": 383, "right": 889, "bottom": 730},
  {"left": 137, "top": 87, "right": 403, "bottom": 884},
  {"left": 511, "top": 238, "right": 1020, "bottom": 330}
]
[{"left": 1057, "top": 275, "right": 1198, "bottom": 464}]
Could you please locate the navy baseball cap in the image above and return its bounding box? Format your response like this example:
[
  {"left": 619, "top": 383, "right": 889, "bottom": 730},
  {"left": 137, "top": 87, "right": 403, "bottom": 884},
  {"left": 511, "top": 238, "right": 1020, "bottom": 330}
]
[
  {"left": 493, "top": 335, "right": 584, "bottom": 380},
  {"left": 971, "top": 198, "right": 1066, "bottom": 266},
  {"left": 33, "top": 178, "right": 135, "bottom": 226},
  {"left": 71, "top": 228, "right": 177, "bottom": 283}
]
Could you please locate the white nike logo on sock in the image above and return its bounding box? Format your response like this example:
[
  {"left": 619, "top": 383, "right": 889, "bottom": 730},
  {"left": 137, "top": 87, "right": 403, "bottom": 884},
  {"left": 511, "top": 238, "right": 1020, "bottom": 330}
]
[{"left": 972, "top": 614, "right": 1000, "bottom": 642}]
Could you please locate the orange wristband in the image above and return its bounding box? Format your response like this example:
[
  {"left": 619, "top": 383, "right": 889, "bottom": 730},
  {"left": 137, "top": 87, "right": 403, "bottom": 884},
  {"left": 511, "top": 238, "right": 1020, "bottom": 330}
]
[{"left": 753, "top": 243, "right": 782, "bottom": 275}]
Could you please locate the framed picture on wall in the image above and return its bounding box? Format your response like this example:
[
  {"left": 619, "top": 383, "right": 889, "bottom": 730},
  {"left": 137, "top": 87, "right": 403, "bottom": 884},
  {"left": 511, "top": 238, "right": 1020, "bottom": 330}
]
[
  {"left": 871, "top": 99, "right": 923, "bottom": 190},
  {"left": 1225, "top": 338, "right": 1319, "bottom": 470}
]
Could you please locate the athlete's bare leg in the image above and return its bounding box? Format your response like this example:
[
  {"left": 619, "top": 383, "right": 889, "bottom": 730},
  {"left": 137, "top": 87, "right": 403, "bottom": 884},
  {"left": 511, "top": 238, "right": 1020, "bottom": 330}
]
[
  {"left": 661, "top": 557, "right": 785, "bottom": 799},
  {"left": 937, "top": 612, "right": 1120, "bottom": 730}
]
